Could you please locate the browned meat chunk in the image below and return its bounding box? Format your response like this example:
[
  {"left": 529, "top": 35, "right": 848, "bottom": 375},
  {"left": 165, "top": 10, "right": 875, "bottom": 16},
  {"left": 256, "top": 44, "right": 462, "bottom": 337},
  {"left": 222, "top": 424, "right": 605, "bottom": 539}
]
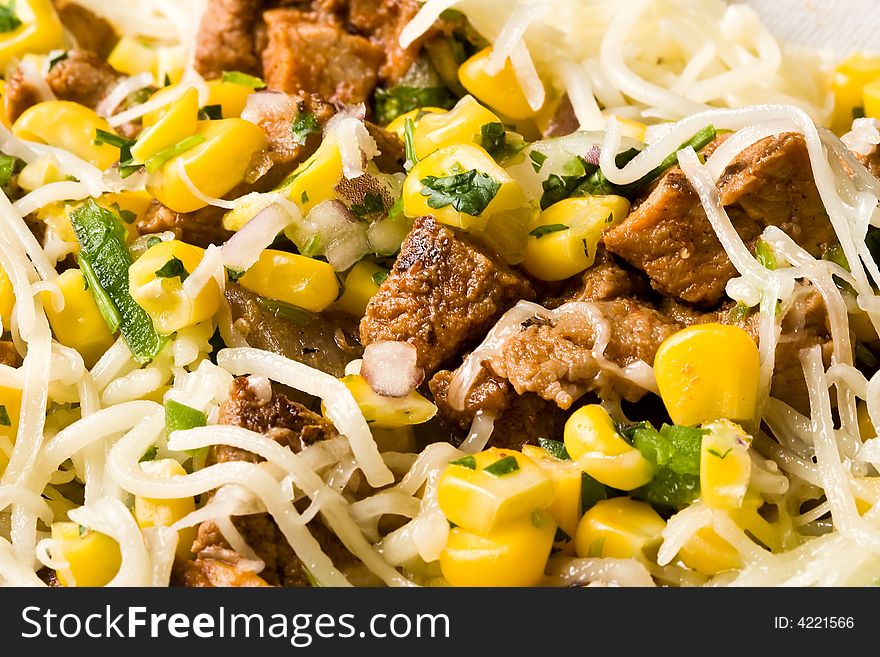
[
  {"left": 53, "top": 0, "right": 118, "bottom": 58},
  {"left": 262, "top": 9, "right": 384, "bottom": 104},
  {"left": 543, "top": 95, "right": 579, "bottom": 138},
  {"left": 137, "top": 202, "right": 232, "bottom": 248},
  {"left": 0, "top": 341, "right": 21, "bottom": 368},
  {"left": 226, "top": 283, "right": 363, "bottom": 379},
  {"left": 429, "top": 368, "right": 568, "bottom": 450},
  {"left": 6, "top": 50, "right": 123, "bottom": 122},
  {"left": 184, "top": 376, "right": 372, "bottom": 587},
  {"left": 346, "top": 0, "right": 423, "bottom": 82},
  {"left": 604, "top": 133, "right": 838, "bottom": 306},
  {"left": 361, "top": 216, "right": 534, "bottom": 375},
  {"left": 194, "top": 0, "right": 265, "bottom": 80}
]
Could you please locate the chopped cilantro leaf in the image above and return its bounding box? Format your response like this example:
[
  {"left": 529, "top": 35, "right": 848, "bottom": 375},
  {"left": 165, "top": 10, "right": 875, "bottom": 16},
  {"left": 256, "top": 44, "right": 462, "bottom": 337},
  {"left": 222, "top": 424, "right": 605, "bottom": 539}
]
[
  {"left": 538, "top": 437, "right": 570, "bottom": 460},
  {"left": 0, "top": 404, "right": 10, "bottom": 427},
  {"left": 420, "top": 169, "right": 501, "bottom": 216},
  {"left": 0, "top": 1, "right": 20, "bottom": 32},
  {"left": 221, "top": 71, "right": 266, "bottom": 89},
  {"left": 529, "top": 223, "right": 569, "bottom": 239},
  {"left": 483, "top": 455, "right": 519, "bottom": 477},
  {"left": 529, "top": 150, "right": 548, "bottom": 172},
  {"left": 450, "top": 455, "right": 476, "bottom": 469},
  {"left": 154, "top": 256, "right": 189, "bottom": 283},
  {"left": 373, "top": 85, "right": 455, "bottom": 125},
  {"left": 198, "top": 104, "right": 223, "bottom": 120},
  {"left": 291, "top": 112, "right": 319, "bottom": 146},
  {"left": 350, "top": 193, "right": 385, "bottom": 218},
  {"left": 371, "top": 270, "right": 389, "bottom": 286}
]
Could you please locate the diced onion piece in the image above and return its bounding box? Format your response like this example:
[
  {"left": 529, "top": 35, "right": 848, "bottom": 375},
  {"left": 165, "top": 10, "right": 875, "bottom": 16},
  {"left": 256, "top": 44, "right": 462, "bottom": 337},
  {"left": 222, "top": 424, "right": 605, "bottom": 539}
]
[{"left": 361, "top": 341, "right": 423, "bottom": 398}]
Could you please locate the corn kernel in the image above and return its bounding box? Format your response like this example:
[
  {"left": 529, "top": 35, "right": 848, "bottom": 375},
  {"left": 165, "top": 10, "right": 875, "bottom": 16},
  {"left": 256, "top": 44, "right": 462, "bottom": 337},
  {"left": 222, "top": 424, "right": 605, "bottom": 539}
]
[
  {"left": 141, "top": 86, "right": 178, "bottom": 127},
  {"left": 206, "top": 79, "right": 256, "bottom": 119},
  {"left": 386, "top": 107, "right": 447, "bottom": 140},
  {"left": 336, "top": 374, "right": 437, "bottom": 428},
  {"left": 107, "top": 37, "right": 157, "bottom": 78},
  {"left": 51, "top": 522, "right": 122, "bottom": 587},
  {"left": 700, "top": 420, "right": 752, "bottom": 510},
  {"left": 564, "top": 404, "right": 654, "bottom": 490},
  {"left": 833, "top": 53, "right": 880, "bottom": 133},
  {"left": 523, "top": 195, "right": 630, "bottom": 281},
  {"left": 278, "top": 139, "right": 344, "bottom": 217},
  {"left": 858, "top": 401, "right": 877, "bottom": 441},
  {"left": 575, "top": 497, "right": 666, "bottom": 560},
  {"left": 678, "top": 527, "right": 742, "bottom": 575},
  {"left": 17, "top": 157, "right": 64, "bottom": 192},
  {"left": 156, "top": 45, "right": 186, "bottom": 87},
  {"left": 412, "top": 95, "right": 500, "bottom": 159},
  {"left": 134, "top": 458, "right": 197, "bottom": 560},
  {"left": 0, "top": 266, "right": 14, "bottom": 331},
  {"left": 440, "top": 510, "right": 556, "bottom": 587},
  {"left": 521, "top": 444, "right": 583, "bottom": 540},
  {"left": 130, "top": 87, "right": 199, "bottom": 163},
  {"left": 437, "top": 447, "right": 555, "bottom": 535},
  {"left": 403, "top": 143, "right": 531, "bottom": 263},
  {"left": 0, "top": 0, "right": 66, "bottom": 71},
  {"left": 458, "top": 48, "right": 541, "bottom": 120},
  {"left": 128, "top": 240, "right": 221, "bottom": 335},
  {"left": 13, "top": 101, "right": 120, "bottom": 170},
  {"left": 238, "top": 249, "right": 339, "bottom": 313},
  {"left": 334, "top": 259, "right": 385, "bottom": 317},
  {"left": 654, "top": 324, "right": 760, "bottom": 427},
  {"left": 41, "top": 269, "right": 116, "bottom": 368},
  {"left": 728, "top": 493, "right": 787, "bottom": 553},
  {"left": 147, "top": 118, "right": 268, "bottom": 213},
  {"left": 608, "top": 116, "right": 649, "bottom": 142}
]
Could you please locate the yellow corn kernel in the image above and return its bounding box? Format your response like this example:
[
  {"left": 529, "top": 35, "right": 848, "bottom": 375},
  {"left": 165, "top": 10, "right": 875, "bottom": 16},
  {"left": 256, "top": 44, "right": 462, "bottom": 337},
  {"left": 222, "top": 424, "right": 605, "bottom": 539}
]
[
  {"left": 134, "top": 458, "right": 197, "bottom": 560},
  {"left": 51, "top": 522, "right": 122, "bottom": 587},
  {"left": 141, "top": 86, "right": 179, "bottom": 127},
  {"left": 437, "top": 447, "right": 555, "bottom": 535},
  {"left": 523, "top": 195, "right": 630, "bottom": 281},
  {"left": 13, "top": 101, "right": 120, "bottom": 170},
  {"left": 279, "top": 139, "right": 344, "bottom": 216},
  {"left": 678, "top": 527, "right": 742, "bottom": 576},
  {"left": 41, "top": 269, "right": 116, "bottom": 368},
  {"left": 564, "top": 404, "right": 654, "bottom": 491},
  {"left": 728, "top": 493, "right": 787, "bottom": 554},
  {"left": 130, "top": 87, "right": 199, "bottom": 163},
  {"left": 654, "top": 323, "right": 760, "bottom": 427},
  {"left": 858, "top": 401, "right": 877, "bottom": 441},
  {"left": 336, "top": 374, "right": 437, "bottom": 428},
  {"left": 0, "top": 385, "right": 22, "bottom": 446},
  {"left": 206, "top": 79, "right": 256, "bottom": 119},
  {"left": 147, "top": 118, "right": 268, "bottom": 213},
  {"left": 334, "top": 259, "right": 385, "bottom": 317},
  {"left": 833, "top": 53, "right": 880, "bottom": 133},
  {"left": 128, "top": 240, "right": 222, "bottom": 335},
  {"left": 238, "top": 249, "right": 339, "bottom": 313},
  {"left": 607, "top": 116, "right": 649, "bottom": 142},
  {"left": 97, "top": 191, "right": 154, "bottom": 229},
  {"left": 0, "top": 0, "right": 66, "bottom": 70},
  {"left": 403, "top": 143, "right": 531, "bottom": 263},
  {"left": 386, "top": 107, "right": 448, "bottom": 139},
  {"left": 458, "top": 48, "right": 541, "bottom": 120},
  {"left": 440, "top": 510, "right": 556, "bottom": 587},
  {"left": 864, "top": 76, "right": 880, "bottom": 121},
  {"left": 17, "top": 157, "right": 64, "bottom": 192},
  {"left": 700, "top": 420, "right": 752, "bottom": 510},
  {"left": 0, "top": 266, "right": 14, "bottom": 331},
  {"left": 107, "top": 36, "right": 157, "bottom": 77},
  {"left": 853, "top": 477, "right": 880, "bottom": 515},
  {"left": 412, "top": 95, "right": 500, "bottom": 159},
  {"left": 575, "top": 497, "right": 666, "bottom": 560},
  {"left": 156, "top": 45, "right": 186, "bottom": 87},
  {"left": 521, "top": 445, "right": 583, "bottom": 540}
]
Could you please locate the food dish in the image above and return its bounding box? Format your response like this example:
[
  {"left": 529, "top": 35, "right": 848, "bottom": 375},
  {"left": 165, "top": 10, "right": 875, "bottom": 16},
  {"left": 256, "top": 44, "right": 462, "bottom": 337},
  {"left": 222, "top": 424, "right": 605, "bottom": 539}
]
[{"left": 0, "top": 0, "right": 879, "bottom": 587}]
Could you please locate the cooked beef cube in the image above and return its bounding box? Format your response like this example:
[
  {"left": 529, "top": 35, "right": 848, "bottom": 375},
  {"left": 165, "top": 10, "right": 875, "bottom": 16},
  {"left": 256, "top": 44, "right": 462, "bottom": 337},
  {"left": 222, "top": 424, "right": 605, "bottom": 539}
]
[
  {"left": 487, "top": 298, "right": 680, "bottom": 409},
  {"left": 137, "top": 201, "right": 232, "bottom": 248},
  {"left": 366, "top": 122, "right": 406, "bottom": 172},
  {"left": 6, "top": 50, "right": 123, "bottom": 123},
  {"left": 856, "top": 144, "right": 880, "bottom": 178},
  {"left": 361, "top": 216, "right": 534, "bottom": 376},
  {"left": 429, "top": 368, "right": 568, "bottom": 450},
  {"left": 226, "top": 283, "right": 363, "bottom": 379},
  {"left": 345, "top": 0, "right": 423, "bottom": 82},
  {"left": 194, "top": 0, "right": 265, "bottom": 80},
  {"left": 0, "top": 341, "right": 21, "bottom": 368},
  {"left": 262, "top": 9, "right": 384, "bottom": 104},
  {"left": 604, "top": 133, "right": 838, "bottom": 306},
  {"left": 53, "top": 0, "right": 118, "bottom": 58}
]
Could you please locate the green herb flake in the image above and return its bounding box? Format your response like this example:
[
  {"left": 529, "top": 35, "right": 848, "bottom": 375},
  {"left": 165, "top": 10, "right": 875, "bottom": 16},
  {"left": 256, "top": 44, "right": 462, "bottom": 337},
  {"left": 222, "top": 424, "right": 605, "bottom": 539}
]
[
  {"left": 70, "top": 201, "right": 164, "bottom": 362},
  {"left": 537, "top": 437, "right": 570, "bottom": 460},
  {"left": 301, "top": 190, "right": 309, "bottom": 204},
  {"left": 823, "top": 243, "right": 850, "bottom": 272},
  {"left": 0, "top": 154, "right": 16, "bottom": 186},
  {"left": 478, "top": 122, "right": 525, "bottom": 162},
  {"left": 450, "top": 455, "right": 476, "bottom": 470},
  {"left": 0, "top": 1, "right": 21, "bottom": 33},
  {"left": 139, "top": 445, "right": 158, "bottom": 462},
  {"left": 350, "top": 193, "right": 386, "bottom": 218},
  {"left": 853, "top": 106, "right": 867, "bottom": 120},
  {"left": 154, "top": 256, "right": 189, "bottom": 283},
  {"left": 301, "top": 234, "right": 322, "bottom": 258},
  {"left": 221, "top": 71, "right": 266, "bottom": 89},
  {"left": 529, "top": 223, "right": 569, "bottom": 239},
  {"left": 631, "top": 422, "right": 705, "bottom": 508},
  {"left": 371, "top": 270, "right": 389, "bottom": 286},
  {"left": 291, "top": 112, "right": 320, "bottom": 146},
  {"left": 707, "top": 447, "right": 733, "bottom": 460},
  {"left": 581, "top": 472, "right": 608, "bottom": 514},
  {"left": 373, "top": 86, "right": 455, "bottom": 125},
  {"left": 0, "top": 404, "right": 10, "bottom": 427},
  {"left": 226, "top": 267, "right": 245, "bottom": 282},
  {"left": 48, "top": 51, "right": 69, "bottom": 70},
  {"left": 404, "top": 118, "right": 418, "bottom": 173},
  {"left": 420, "top": 169, "right": 501, "bottom": 216},
  {"left": 145, "top": 134, "right": 206, "bottom": 173},
  {"left": 165, "top": 399, "right": 207, "bottom": 439},
  {"left": 756, "top": 239, "right": 777, "bottom": 271},
  {"left": 146, "top": 236, "right": 163, "bottom": 249},
  {"left": 483, "top": 455, "right": 520, "bottom": 477},
  {"left": 198, "top": 104, "right": 223, "bottom": 120},
  {"left": 78, "top": 524, "right": 88, "bottom": 537},
  {"left": 529, "top": 150, "right": 548, "bottom": 172},
  {"left": 727, "top": 302, "right": 753, "bottom": 324}
]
